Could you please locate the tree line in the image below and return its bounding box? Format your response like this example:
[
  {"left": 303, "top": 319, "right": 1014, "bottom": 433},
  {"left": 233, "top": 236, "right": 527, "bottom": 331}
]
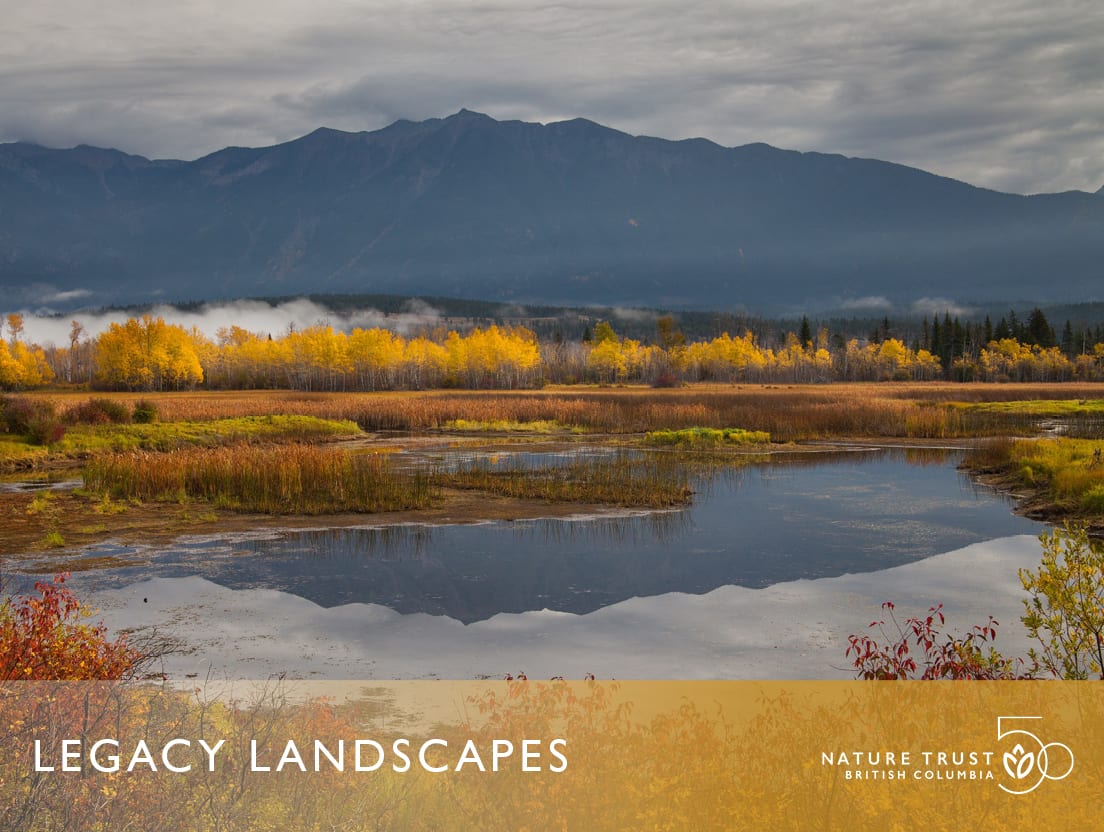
[{"left": 2, "top": 308, "right": 1104, "bottom": 391}]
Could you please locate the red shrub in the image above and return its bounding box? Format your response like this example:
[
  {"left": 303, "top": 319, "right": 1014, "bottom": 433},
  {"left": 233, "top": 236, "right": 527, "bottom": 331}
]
[
  {"left": 846, "top": 601, "right": 1034, "bottom": 680},
  {"left": 0, "top": 573, "right": 139, "bottom": 680}
]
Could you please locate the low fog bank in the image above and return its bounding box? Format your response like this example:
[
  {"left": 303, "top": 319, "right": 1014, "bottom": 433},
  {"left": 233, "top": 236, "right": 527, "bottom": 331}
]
[{"left": 10, "top": 298, "right": 445, "bottom": 346}]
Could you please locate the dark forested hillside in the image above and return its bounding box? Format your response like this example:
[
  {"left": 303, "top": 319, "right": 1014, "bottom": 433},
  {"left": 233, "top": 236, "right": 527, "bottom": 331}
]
[{"left": 2, "top": 110, "right": 1101, "bottom": 310}]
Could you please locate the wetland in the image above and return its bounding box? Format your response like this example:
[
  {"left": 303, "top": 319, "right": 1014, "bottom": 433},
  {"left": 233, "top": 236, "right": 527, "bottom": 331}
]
[{"left": 1, "top": 384, "right": 1101, "bottom": 679}]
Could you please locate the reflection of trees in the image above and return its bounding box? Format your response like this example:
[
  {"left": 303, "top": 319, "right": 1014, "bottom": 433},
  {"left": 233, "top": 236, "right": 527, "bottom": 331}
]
[
  {"left": 902, "top": 447, "right": 954, "bottom": 466},
  {"left": 248, "top": 511, "right": 692, "bottom": 560},
  {"left": 515, "top": 511, "right": 690, "bottom": 548},
  {"left": 244, "top": 525, "right": 435, "bottom": 562}
]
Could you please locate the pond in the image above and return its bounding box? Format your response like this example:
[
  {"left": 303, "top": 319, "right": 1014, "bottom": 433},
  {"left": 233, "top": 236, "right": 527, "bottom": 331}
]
[{"left": 12, "top": 446, "right": 1047, "bottom": 679}]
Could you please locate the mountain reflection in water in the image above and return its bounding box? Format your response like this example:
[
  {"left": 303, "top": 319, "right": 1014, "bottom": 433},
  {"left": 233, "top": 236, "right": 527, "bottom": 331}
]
[{"left": 44, "top": 448, "right": 1041, "bottom": 624}]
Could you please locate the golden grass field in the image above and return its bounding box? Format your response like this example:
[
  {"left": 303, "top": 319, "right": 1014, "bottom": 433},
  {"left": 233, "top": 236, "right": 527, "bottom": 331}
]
[{"left": 20, "top": 381, "right": 1104, "bottom": 439}]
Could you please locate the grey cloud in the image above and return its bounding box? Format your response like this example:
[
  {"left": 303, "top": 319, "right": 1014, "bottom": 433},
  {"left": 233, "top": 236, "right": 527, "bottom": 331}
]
[
  {"left": 1, "top": 0, "right": 1102, "bottom": 193},
  {"left": 0, "top": 282, "right": 97, "bottom": 313},
  {"left": 41, "top": 288, "right": 92, "bottom": 303}
]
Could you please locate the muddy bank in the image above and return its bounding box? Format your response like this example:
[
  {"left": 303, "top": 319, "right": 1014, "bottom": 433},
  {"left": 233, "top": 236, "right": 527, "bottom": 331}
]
[{"left": 0, "top": 488, "right": 661, "bottom": 564}]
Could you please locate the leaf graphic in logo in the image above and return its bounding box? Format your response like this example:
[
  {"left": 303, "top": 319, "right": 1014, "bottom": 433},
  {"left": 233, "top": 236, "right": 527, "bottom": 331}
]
[{"left": 1003, "top": 744, "right": 1035, "bottom": 780}]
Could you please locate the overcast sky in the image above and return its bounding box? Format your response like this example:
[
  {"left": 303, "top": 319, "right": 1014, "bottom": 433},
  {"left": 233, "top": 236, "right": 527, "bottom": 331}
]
[{"left": 2, "top": 0, "right": 1102, "bottom": 195}]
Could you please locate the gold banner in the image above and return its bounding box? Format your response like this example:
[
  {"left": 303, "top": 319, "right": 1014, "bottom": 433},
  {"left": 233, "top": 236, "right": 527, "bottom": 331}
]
[{"left": 1, "top": 681, "right": 1099, "bottom": 830}]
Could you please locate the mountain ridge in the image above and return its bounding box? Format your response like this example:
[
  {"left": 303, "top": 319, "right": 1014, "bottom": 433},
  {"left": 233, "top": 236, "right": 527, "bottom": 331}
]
[{"left": 1, "top": 110, "right": 1101, "bottom": 311}]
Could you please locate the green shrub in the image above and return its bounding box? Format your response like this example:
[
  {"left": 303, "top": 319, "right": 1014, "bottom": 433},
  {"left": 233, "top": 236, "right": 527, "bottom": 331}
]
[
  {"left": 1021, "top": 524, "right": 1104, "bottom": 679},
  {"left": 132, "top": 399, "right": 159, "bottom": 424},
  {"left": 1082, "top": 485, "right": 1104, "bottom": 513}
]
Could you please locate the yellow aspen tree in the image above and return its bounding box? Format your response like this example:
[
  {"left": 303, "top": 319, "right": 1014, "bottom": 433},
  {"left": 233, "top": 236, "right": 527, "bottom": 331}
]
[
  {"left": 587, "top": 338, "right": 627, "bottom": 382},
  {"left": 0, "top": 340, "right": 24, "bottom": 388},
  {"left": 6, "top": 312, "right": 24, "bottom": 346},
  {"left": 440, "top": 330, "right": 466, "bottom": 386},
  {"left": 12, "top": 342, "right": 54, "bottom": 387}
]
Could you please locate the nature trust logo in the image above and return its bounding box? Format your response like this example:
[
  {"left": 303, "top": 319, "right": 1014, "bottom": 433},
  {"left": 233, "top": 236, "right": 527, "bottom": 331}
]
[
  {"left": 820, "top": 715, "right": 1076, "bottom": 792},
  {"left": 996, "top": 717, "right": 1075, "bottom": 796}
]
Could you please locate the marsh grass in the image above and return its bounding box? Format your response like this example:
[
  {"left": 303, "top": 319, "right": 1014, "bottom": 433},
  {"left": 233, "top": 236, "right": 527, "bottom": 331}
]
[
  {"left": 22, "top": 384, "right": 1104, "bottom": 441},
  {"left": 439, "top": 453, "right": 692, "bottom": 507},
  {"left": 23, "top": 490, "right": 66, "bottom": 547},
  {"left": 302, "top": 388, "right": 1100, "bottom": 440},
  {"left": 41, "top": 531, "right": 65, "bottom": 548},
  {"left": 57, "top": 416, "right": 360, "bottom": 454},
  {"left": 644, "top": 427, "right": 770, "bottom": 447},
  {"left": 962, "top": 437, "right": 1016, "bottom": 470},
  {"left": 0, "top": 436, "right": 49, "bottom": 470},
  {"left": 83, "top": 445, "right": 434, "bottom": 514},
  {"left": 92, "top": 493, "right": 128, "bottom": 515},
  {"left": 952, "top": 399, "right": 1104, "bottom": 439},
  {"left": 953, "top": 399, "right": 1104, "bottom": 417},
  {"left": 443, "top": 419, "right": 573, "bottom": 433},
  {"left": 965, "top": 437, "right": 1104, "bottom": 515},
  {"left": 25, "top": 492, "right": 56, "bottom": 515}
]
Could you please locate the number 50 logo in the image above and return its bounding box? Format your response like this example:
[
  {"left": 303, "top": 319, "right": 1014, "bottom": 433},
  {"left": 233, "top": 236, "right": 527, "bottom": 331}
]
[{"left": 997, "top": 716, "right": 1075, "bottom": 795}]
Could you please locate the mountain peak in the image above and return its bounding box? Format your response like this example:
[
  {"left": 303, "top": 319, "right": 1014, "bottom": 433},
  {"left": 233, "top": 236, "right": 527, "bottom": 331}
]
[
  {"left": 446, "top": 108, "right": 495, "bottom": 123},
  {"left": 548, "top": 116, "right": 626, "bottom": 137},
  {"left": 304, "top": 126, "right": 347, "bottom": 137}
]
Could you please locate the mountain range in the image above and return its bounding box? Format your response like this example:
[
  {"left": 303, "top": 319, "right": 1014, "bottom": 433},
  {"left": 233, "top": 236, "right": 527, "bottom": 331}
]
[{"left": 1, "top": 109, "right": 1101, "bottom": 312}]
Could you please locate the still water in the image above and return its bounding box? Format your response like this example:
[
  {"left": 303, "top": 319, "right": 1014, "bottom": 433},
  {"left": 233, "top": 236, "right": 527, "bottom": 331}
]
[{"left": 44, "top": 448, "right": 1040, "bottom": 625}]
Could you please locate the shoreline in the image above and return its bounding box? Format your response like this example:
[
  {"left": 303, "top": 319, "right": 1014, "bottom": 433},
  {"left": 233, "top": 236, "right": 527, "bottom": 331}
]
[
  {"left": 0, "top": 436, "right": 981, "bottom": 560},
  {"left": 957, "top": 460, "right": 1104, "bottom": 537},
  {"left": 0, "top": 488, "right": 671, "bottom": 565}
]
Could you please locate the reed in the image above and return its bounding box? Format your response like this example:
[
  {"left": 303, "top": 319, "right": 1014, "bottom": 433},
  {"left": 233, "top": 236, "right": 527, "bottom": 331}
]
[
  {"left": 643, "top": 427, "right": 769, "bottom": 447},
  {"left": 444, "top": 419, "right": 569, "bottom": 433},
  {"left": 83, "top": 445, "right": 434, "bottom": 514},
  {"left": 961, "top": 437, "right": 1016, "bottom": 470}
]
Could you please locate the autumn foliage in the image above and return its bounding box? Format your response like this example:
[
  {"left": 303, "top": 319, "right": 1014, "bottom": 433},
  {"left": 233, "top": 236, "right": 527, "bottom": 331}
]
[
  {"left": 9, "top": 307, "right": 1104, "bottom": 393},
  {"left": 846, "top": 601, "right": 1031, "bottom": 680},
  {"left": 0, "top": 573, "right": 138, "bottom": 680}
]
